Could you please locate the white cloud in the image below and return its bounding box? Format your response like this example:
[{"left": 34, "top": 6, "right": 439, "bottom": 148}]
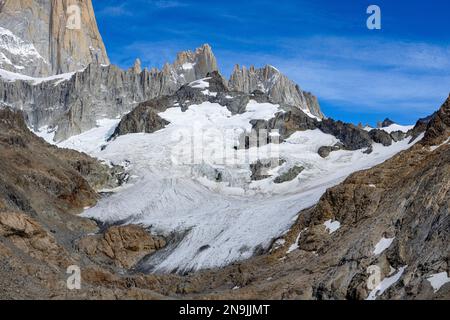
[
  {"left": 153, "top": 0, "right": 187, "bottom": 9},
  {"left": 98, "top": 4, "right": 132, "bottom": 17},
  {"left": 214, "top": 37, "right": 450, "bottom": 117}
]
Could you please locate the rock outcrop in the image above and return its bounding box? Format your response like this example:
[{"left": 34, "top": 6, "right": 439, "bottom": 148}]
[
  {"left": 78, "top": 225, "right": 166, "bottom": 269},
  {"left": 229, "top": 64, "right": 324, "bottom": 119},
  {"left": 170, "top": 44, "right": 218, "bottom": 84},
  {"left": 274, "top": 166, "right": 305, "bottom": 184},
  {"left": 368, "top": 129, "right": 393, "bottom": 146},
  {"left": 421, "top": 94, "right": 450, "bottom": 146},
  {"left": 381, "top": 118, "right": 395, "bottom": 128},
  {"left": 0, "top": 107, "right": 124, "bottom": 217},
  {"left": 0, "top": 0, "right": 109, "bottom": 77},
  {"left": 0, "top": 0, "right": 325, "bottom": 143}
]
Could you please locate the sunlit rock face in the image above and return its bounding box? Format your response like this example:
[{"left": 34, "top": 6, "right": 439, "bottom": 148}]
[{"left": 0, "top": 0, "right": 109, "bottom": 77}]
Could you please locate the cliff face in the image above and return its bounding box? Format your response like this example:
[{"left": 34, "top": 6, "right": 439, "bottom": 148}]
[
  {"left": 229, "top": 64, "right": 324, "bottom": 119},
  {"left": 0, "top": 0, "right": 324, "bottom": 142},
  {"left": 170, "top": 43, "right": 218, "bottom": 83},
  {"left": 0, "top": 0, "right": 109, "bottom": 76},
  {"left": 0, "top": 45, "right": 219, "bottom": 141}
]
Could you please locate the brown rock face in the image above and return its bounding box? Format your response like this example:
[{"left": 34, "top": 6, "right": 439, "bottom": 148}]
[
  {"left": 0, "top": 108, "right": 123, "bottom": 217},
  {"left": 78, "top": 225, "right": 166, "bottom": 269},
  {"left": 0, "top": 0, "right": 109, "bottom": 76},
  {"left": 0, "top": 212, "right": 72, "bottom": 267},
  {"left": 421, "top": 94, "right": 450, "bottom": 146}
]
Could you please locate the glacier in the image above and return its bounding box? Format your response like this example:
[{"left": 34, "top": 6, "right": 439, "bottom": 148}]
[{"left": 51, "top": 100, "right": 419, "bottom": 273}]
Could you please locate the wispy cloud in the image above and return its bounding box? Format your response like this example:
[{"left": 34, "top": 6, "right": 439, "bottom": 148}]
[
  {"left": 97, "top": 0, "right": 188, "bottom": 18},
  {"left": 97, "top": 4, "right": 133, "bottom": 17},
  {"left": 212, "top": 36, "right": 450, "bottom": 123},
  {"left": 153, "top": 0, "right": 188, "bottom": 9},
  {"left": 110, "top": 36, "right": 450, "bottom": 123}
]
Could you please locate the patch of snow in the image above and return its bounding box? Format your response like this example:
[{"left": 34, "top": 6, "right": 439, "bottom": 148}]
[
  {"left": 272, "top": 238, "right": 286, "bottom": 250},
  {"left": 381, "top": 124, "right": 414, "bottom": 134},
  {"left": 58, "top": 119, "right": 121, "bottom": 153},
  {"left": 427, "top": 272, "right": 450, "bottom": 293},
  {"left": 364, "top": 124, "right": 414, "bottom": 134},
  {"left": 0, "top": 68, "right": 76, "bottom": 86},
  {"left": 429, "top": 137, "right": 450, "bottom": 151},
  {"left": 189, "top": 78, "right": 211, "bottom": 89},
  {"left": 0, "top": 52, "right": 12, "bottom": 65},
  {"left": 366, "top": 266, "right": 407, "bottom": 300},
  {"left": 201, "top": 89, "right": 217, "bottom": 97},
  {"left": 373, "top": 237, "right": 395, "bottom": 255},
  {"left": 324, "top": 220, "right": 341, "bottom": 234},
  {"left": 302, "top": 108, "right": 322, "bottom": 121},
  {"left": 286, "top": 230, "right": 303, "bottom": 254},
  {"left": 182, "top": 62, "right": 194, "bottom": 70}
]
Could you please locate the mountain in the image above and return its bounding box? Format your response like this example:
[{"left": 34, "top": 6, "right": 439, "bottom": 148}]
[
  {"left": 0, "top": 43, "right": 324, "bottom": 141},
  {"left": 2, "top": 0, "right": 446, "bottom": 301},
  {"left": 0, "top": 93, "right": 446, "bottom": 299},
  {"left": 0, "top": 44, "right": 220, "bottom": 141},
  {"left": 169, "top": 43, "right": 219, "bottom": 83},
  {"left": 0, "top": 0, "right": 109, "bottom": 77},
  {"left": 118, "top": 95, "right": 448, "bottom": 300},
  {"left": 229, "top": 64, "right": 324, "bottom": 119},
  {"left": 54, "top": 71, "right": 421, "bottom": 274},
  {"left": 0, "top": 2, "right": 324, "bottom": 141},
  {"left": 0, "top": 106, "right": 163, "bottom": 299}
]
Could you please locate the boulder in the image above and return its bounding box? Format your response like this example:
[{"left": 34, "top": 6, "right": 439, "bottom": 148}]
[
  {"left": 369, "top": 129, "right": 393, "bottom": 146},
  {"left": 78, "top": 225, "right": 166, "bottom": 269}
]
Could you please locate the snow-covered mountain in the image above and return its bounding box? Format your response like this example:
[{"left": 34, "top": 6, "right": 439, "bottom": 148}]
[
  {"left": 45, "top": 74, "right": 420, "bottom": 273},
  {"left": 0, "top": 0, "right": 447, "bottom": 301},
  {"left": 0, "top": 2, "right": 323, "bottom": 140}
]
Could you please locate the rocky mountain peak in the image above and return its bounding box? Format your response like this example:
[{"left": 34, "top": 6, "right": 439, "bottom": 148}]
[
  {"left": 129, "top": 58, "right": 142, "bottom": 74},
  {"left": 171, "top": 43, "right": 218, "bottom": 83},
  {"left": 0, "top": 0, "right": 109, "bottom": 77},
  {"left": 229, "top": 63, "right": 324, "bottom": 119},
  {"left": 381, "top": 118, "right": 396, "bottom": 127}
]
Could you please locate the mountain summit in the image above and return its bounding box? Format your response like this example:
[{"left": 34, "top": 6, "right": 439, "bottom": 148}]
[
  {"left": 229, "top": 64, "right": 323, "bottom": 119},
  {"left": 0, "top": 0, "right": 109, "bottom": 77}
]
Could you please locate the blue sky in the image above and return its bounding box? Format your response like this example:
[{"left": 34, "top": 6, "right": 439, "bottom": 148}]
[{"left": 93, "top": 0, "right": 450, "bottom": 125}]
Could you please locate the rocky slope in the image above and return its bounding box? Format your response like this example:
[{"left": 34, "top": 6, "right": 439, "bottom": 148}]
[
  {"left": 0, "top": 0, "right": 109, "bottom": 76},
  {"left": 176, "top": 95, "right": 449, "bottom": 300},
  {"left": 0, "top": 107, "right": 167, "bottom": 299}
]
